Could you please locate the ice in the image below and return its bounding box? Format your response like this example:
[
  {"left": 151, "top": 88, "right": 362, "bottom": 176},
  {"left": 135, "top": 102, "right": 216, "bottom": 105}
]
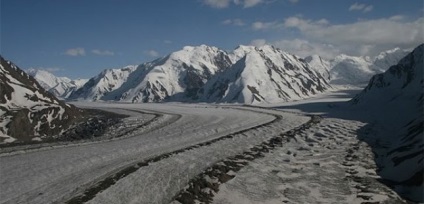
[{"left": 0, "top": 103, "right": 285, "bottom": 204}]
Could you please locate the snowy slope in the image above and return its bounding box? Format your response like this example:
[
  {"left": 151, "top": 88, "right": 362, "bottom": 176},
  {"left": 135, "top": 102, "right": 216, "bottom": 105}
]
[
  {"left": 328, "top": 48, "right": 409, "bottom": 86},
  {"left": 68, "top": 65, "right": 138, "bottom": 101},
  {"left": 203, "top": 45, "right": 330, "bottom": 104},
  {"left": 304, "top": 54, "right": 331, "bottom": 81},
  {"left": 0, "top": 56, "right": 81, "bottom": 143},
  {"left": 329, "top": 54, "right": 375, "bottom": 85},
  {"left": 372, "top": 48, "right": 411, "bottom": 73},
  {"left": 27, "top": 69, "right": 88, "bottom": 99},
  {"left": 26, "top": 68, "right": 72, "bottom": 91},
  {"left": 352, "top": 44, "right": 423, "bottom": 202}
]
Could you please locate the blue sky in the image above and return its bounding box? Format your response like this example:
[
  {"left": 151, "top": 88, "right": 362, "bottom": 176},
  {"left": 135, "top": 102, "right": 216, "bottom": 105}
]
[{"left": 1, "top": 0, "right": 423, "bottom": 79}]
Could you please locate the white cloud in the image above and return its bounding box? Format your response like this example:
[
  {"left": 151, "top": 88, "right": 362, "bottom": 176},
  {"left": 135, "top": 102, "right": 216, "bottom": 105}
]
[
  {"left": 91, "top": 49, "right": 114, "bottom": 56},
  {"left": 250, "top": 39, "right": 267, "bottom": 47},
  {"left": 389, "top": 15, "right": 404, "bottom": 21},
  {"left": 281, "top": 16, "right": 423, "bottom": 56},
  {"left": 316, "top": 18, "right": 329, "bottom": 25},
  {"left": 203, "top": 0, "right": 263, "bottom": 8},
  {"left": 249, "top": 38, "right": 340, "bottom": 59},
  {"left": 349, "top": 3, "right": 373, "bottom": 12},
  {"left": 144, "top": 50, "right": 159, "bottom": 58},
  {"left": 222, "top": 18, "right": 245, "bottom": 26},
  {"left": 222, "top": 19, "right": 232, "bottom": 24},
  {"left": 251, "top": 16, "right": 423, "bottom": 57},
  {"left": 363, "top": 5, "right": 373, "bottom": 12},
  {"left": 357, "top": 44, "right": 375, "bottom": 56},
  {"left": 349, "top": 3, "right": 365, "bottom": 11},
  {"left": 284, "top": 17, "right": 329, "bottom": 30},
  {"left": 252, "top": 16, "right": 330, "bottom": 30},
  {"left": 272, "top": 39, "right": 341, "bottom": 59},
  {"left": 251, "top": 21, "right": 280, "bottom": 30},
  {"left": 64, "top": 48, "right": 85, "bottom": 56},
  {"left": 203, "top": 0, "right": 231, "bottom": 8},
  {"left": 240, "top": 0, "right": 263, "bottom": 8}
]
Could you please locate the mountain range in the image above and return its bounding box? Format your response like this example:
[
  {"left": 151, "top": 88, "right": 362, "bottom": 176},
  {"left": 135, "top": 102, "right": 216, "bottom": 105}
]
[
  {"left": 67, "top": 45, "right": 331, "bottom": 103},
  {"left": 24, "top": 45, "right": 409, "bottom": 104}
]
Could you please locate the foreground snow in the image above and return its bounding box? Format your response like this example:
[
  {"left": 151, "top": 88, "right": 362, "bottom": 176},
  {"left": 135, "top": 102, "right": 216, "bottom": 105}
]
[{"left": 212, "top": 118, "right": 405, "bottom": 204}]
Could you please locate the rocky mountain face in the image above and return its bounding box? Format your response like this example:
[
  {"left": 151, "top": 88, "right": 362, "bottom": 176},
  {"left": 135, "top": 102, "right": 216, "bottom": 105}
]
[
  {"left": 352, "top": 45, "right": 422, "bottom": 105},
  {"left": 0, "top": 56, "right": 82, "bottom": 143},
  {"left": 27, "top": 68, "right": 88, "bottom": 99},
  {"left": 351, "top": 44, "right": 423, "bottom": 202},
  {"left": 70, "top": 45, "right": 330, "bottom": 104}
]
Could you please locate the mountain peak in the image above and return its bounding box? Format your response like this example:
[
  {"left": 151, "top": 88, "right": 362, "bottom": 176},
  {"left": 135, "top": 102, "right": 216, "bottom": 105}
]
[
  {"left": 234, "top": 44, "right": 276, "bottom": 52},
  {"left": 372, "top": 47, "right": 410, "bottom": 72},
  {"left": 304, "top": 55, "right": 324, "bottom": 63},
  {"left": 181, "top": 44, "right": 220, "bottom": 52},
  {"left": 25, "top": 68, "right": 88, "bottom": 99}
]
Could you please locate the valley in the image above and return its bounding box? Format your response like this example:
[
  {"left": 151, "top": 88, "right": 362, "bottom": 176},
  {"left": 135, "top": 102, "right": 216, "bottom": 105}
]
[
  {"left": 2, "top": 1, "right": 423, "bottom": 203},
  {"left": 0, "top": 41, "right": 422, "bottom": 204}
]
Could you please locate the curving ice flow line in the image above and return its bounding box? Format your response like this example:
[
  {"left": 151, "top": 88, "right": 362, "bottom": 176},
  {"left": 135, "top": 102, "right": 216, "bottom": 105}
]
[
  {"left": 0, "top": 103, "right": 276, "bottom": 204},
  {"left": 66, "top": 107, "right": 282, "bottom": 203},
  {"left": 82, "top": 105, "right": 311, "bottom": 204}
]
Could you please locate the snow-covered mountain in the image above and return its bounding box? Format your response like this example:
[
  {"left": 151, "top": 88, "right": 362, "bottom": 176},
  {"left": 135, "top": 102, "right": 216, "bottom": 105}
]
[
  {"left": 67, "top": 45, "right": 409, "bottom": 103},
  {"left": 329, "top": 54, "right": 374, "bottom": 85},
  {"left": 304, "top": 55, "right": 331, "bottom": 81},
  {"left": 68, "top": 65, "right": 138, "bottom": 101},
  {"left": 327, "top": 48, "right": 409, "bottom": 86},
  {"left": 70, "top": 45, "right": 330, "bottom": 104},
  {"left": 0, "top": 56, "right": 81, "bottom": 143},
  {"left": 352, "top": 44, "right": 423, "bottom": 202},
  {"left": 113, "top": 45, "right": 233, "bottom": 102},
  {"left": 27, "top": 69, "right": 88, "bottom": 99},
  {"left": 202, "top": 45, "right": 330, "bottom": 103},
  {"left": 372, "top": 47, "right": 411, "bottom": 73}
]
